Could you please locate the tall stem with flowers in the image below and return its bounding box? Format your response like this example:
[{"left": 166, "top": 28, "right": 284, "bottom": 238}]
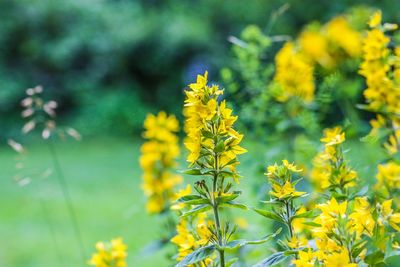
[
  {"left": 172, "top": 72, "right": 278, "bottom": 267},
  {"left": 358, "top": 10, "right": 400, "bottom": 204}
]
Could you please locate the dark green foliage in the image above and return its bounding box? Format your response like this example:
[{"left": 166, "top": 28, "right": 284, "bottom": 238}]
[{"left": 1, "top": 0, "right": 400, "bottom": 140}]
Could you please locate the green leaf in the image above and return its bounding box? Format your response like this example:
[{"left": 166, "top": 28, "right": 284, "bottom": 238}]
[
  {"left": 220, "top": 201, "right": 248, "bottom": 210},
  {"left": 216, "top": 193, "right": 240, "bottom": 204},
  {"left": 182, "top": 169, "right": 203, "bottom": 175},
  {"left": 181, "top": 204, "right": 212, "bottom": 218},
  {"left": 385, "top": 250, "right": 400, "bottom": 266},
  {"left": 219, "top": 170, "right": 241, "bottom": 181},
  {"left": 201, "top": 129, "right": 214, "bottom": 139},
  {"left": 226, "top": 258, "right": 239, "bottom": 267},
  {"left": 176, "top": 195, "right": 210, "bottom": 205},
  {"left": 349, "top": 185, "right": 369, "bottom": 200},
  {"left": 291, "top": 210, "right": 316, "bottom": 220},
  {"left": 215, "top": 140, "right": 225, "bottom": 153},
  {"left": 224, "top": 228, "right": 282, "bottom": 250},
  {"left": 175, "top": 245, "right": 216, "bottom": 267},
  {"left": 253, "top": 208, "right": 285, "bottom": 224},
  {"left": 252, "top": 251, "right": 287, "bottom": 266},
  {"left": 365, "top": 250, "right": 385, "bottom": 265},
  {"left": 302, "top": 221, "right": 321, "bottom": 227}
]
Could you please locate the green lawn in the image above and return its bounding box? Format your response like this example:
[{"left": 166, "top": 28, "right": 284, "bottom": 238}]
[{"left": 0, "top": 136, "right": 384, "bottom": 267}]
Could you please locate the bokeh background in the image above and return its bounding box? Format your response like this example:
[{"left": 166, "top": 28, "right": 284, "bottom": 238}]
[{"left": 0, "top": 0, "right": 398, "bottom": 266}]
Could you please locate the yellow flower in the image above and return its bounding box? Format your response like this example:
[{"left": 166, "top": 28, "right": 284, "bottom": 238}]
[
  {"left": 282, "top": 159, "right": 303, "bottom": 172},
  {"left": 348, "top": 197, "right": 375, "bottom": 237},
  {"left": 171, "top": 215, "right": 213, "bottom": 265},
  {"left": 143, "top": 111, "right": 179, "bottom": 142},
  {"left": 318, "top": 198, "right": 347, "bottom": 218},
  {"left": 320, "top": 126, "right": 345, "bottom": 146},
  {"left": 314, "top": 198, "right": 347, "bottom": 235},
  {"left": 171, "top": 185, "right": 192, "bottom": 210},
  {"left": 379, "top": 199, "right": 400, "bottom": 231},
  {"left": 88, "top": 238, "right": 127, "bottom": 267},
  {"left": 326, "top": 16, "right": 362, "bottom": 58},
  {"left": 171, "top": 219, "right": 197, "bottom": 260},
  {"left": 311, "top": 127, "right": 357, "bottom": 191},
  {"left": 270, "top": 181, "right": 306, "bottom": 200},
  {"left": 273, "top": 42, "right": 315, "bottom": 103},
  {"left": 376, "top": 161, "right": 400, "bottom": 193},
  {"left": 384, "top": 131, "right": 400, "bottom": 155},
  {"left": 287, "top": 235, "right": 308, "bottom": 249},
  {"left": 292, "top": 249, "right": 316, "bottom": 267},
  {"left": 266, "top": 160, "right": 305, "bottom": 200},
  {"left": 368, "top": 10, "right": 382, "bottom": 28},
  {"left": 323, "top": 249, "right": 356, "bottom": 267},
  {"left": 299, "top": 29, "right": 333, "bottom": 68},
  {"left": 189, "top": 71, "right": 209, "bottom": 92}
]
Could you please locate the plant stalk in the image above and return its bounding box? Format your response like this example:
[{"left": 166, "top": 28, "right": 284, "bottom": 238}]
[{"left": 47, "top": 140, "right": 86, "bottom": 263}]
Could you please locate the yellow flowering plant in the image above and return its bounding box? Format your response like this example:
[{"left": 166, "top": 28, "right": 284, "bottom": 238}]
[
  {"left": 171, "top": 213, "right": 214, "bottom": 267},
  {"left": 359, "top": 10, "right": 400, "bottom": 156},
  {"left": 222, "top": 7, "right": 372, "bottom": 141},
  {"left": 139, "top": 111, "right": 185, "bottom": 264},
  {"left": 139, "top": 111, "right": 182, "bottom": 214},
  {"left": 358, "top": 10, "right": 400, "bottom": 207},
  {"left": 294, "top": 128, "right": 400, "bottom": 266},
  {"left": 292, "top": 194, "right": 400, "bottom": 266},
  {"left": 310, "top": 127, "right": 358, "bottom": 198},
  {"left": 255, "top": 157, "right": 400, "bottom": 266},
  {"left": 252, "top": 160, "right": 312, "bottom": 266},
  {"left": 173, "top": 72, "right": 279, "bottom": 267},
  {"left": 251, "top": 123, "right": 400, "bottom": 265},
  {"left": 88, "top": 238, "right": 127, "bottom": 267}
]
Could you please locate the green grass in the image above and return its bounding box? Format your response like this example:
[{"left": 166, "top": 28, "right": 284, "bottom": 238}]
[
  {"left": 0, "top": 136, "right": 385, "bottom": 266},
  {"left": 1, "top": 138, "right": 170, "bottom": 267}
]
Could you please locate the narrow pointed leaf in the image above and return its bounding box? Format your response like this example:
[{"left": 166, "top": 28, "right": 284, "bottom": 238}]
[
  {"left": 252, "top": 251, "right": 286, "bottom": 267},
  {"left": 175, "top": 245, "right": 216, "bottom": 267},
  {"left": 253, "top": 208, "right": 285, "bottom": 224},
  {"left": 225, "top": 228, "right": 282, "bottom": 250},
  {"left": 181, "top": 204, "right": 212, "bottom": 218}
]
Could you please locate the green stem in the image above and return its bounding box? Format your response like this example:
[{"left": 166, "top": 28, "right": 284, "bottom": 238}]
[
  {"left": 39, "top": 198, "right": 65, "bottom": 266},
  {"left": 47, "top": 140, "right": 86, "bottom": 263},
  {"left": 212, "top": 174, "right": 225, "bottom": 267},
  {"left": 285, "top": 201, "right": 294, "bottom": 239},
  {"left": 210, "top": 120, "right": 225, "bottom": 267}
]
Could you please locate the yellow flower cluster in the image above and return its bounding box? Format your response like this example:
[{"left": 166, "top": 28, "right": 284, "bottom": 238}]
[
  {"left": 326, "top": 17, "right": 363, "bottom": 58},
  {"left": 273, "top": 13, "right": 362, "bottom": 105},
  {"left": 139, "top": 111, "right": 182, "bottom": 214},
  {"left": 184, "top": 71, "right": 246, "bottom": 173},
  {"left": 88, "top": 238, "right": 127, "bottom": 267},
  {"left": 376, "top": 162, "right": 400, "bottom": 196},
  {"left": 299, "top": 16, "right": 362, "bottom": 69},
  {"left": 273, "top": 42, "right": 315, "bottom": 103},
  {"left": 294, "top": 248, "right": 356, "bottom": 267},
  {"left": 293, "top": 198, "right": 372, "bottom": 266},
  {"left": 378, "top": 199, "right": 400, "bottom": 232},
  {"left": 292, "top": 194, "right": 400, "bottom": 267},
  {"left": 171, "top": 214, "right": 213, "bottom": 266},
  {"left": 310, "top": 127, "right": 357, "bottom": 191},
  {"left": 359, "top": 10, "right": 400, "bottom": 156},
  {"left": 266, "top": 160, "right": 306, "bottom": 200}
]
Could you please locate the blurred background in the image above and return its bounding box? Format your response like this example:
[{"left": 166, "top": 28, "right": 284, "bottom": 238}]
[{"left": 0, "top": 0, "right": 398, "bottom": 266}]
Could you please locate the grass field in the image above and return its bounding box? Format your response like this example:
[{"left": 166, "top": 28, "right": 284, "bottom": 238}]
[{"left": 0, "top": 136, "right": 384, "bottom": 267}]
